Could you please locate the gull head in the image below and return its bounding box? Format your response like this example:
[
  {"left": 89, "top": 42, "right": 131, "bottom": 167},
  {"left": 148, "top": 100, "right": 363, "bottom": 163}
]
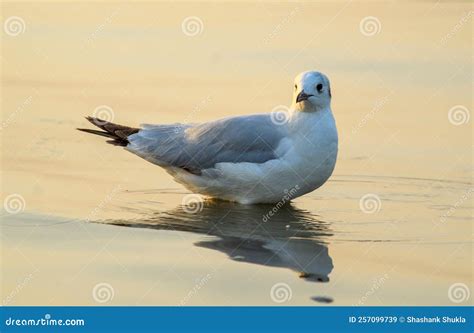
[{"left": 292, "top": 71, "right": 331, "bottom": 111}]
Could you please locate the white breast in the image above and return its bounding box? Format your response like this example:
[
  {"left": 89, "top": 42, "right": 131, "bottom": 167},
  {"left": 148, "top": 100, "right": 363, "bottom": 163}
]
[{"left": 271, "top": 108, "right": 338, "bottom": 195}]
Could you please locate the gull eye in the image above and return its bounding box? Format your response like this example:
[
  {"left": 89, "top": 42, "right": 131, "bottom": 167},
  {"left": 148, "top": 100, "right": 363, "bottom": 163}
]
[
  {"left": 316, "top": 83, "right": 323, "bottom": 93},
  {"left": 294, "top": 84, "right": 297, "bottom": 90}
]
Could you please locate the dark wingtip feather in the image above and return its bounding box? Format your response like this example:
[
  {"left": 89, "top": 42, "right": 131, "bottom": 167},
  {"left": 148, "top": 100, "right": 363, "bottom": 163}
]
[
  {"left": 77, "top": 128, "right": 114, "bottom": 138},
  {"left": 78, "top": 116, "right": 139, "bottom": 146},
  {"left": 106, "top": 139, "right": 128, "bottom": 147},
  {"left": 85, "top": 116, "right": 109, "bottom": 130}
]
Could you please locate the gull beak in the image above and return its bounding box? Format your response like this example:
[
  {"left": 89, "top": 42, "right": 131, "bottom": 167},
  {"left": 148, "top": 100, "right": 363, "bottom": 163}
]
[{"left": 296, "top": 91, "right": 313, "bottom": 103}]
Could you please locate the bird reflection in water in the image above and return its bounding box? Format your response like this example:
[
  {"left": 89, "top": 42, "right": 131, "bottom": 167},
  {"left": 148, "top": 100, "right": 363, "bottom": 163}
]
[{"left": 107, "top": 200, "right": 334, "bottom": 285}]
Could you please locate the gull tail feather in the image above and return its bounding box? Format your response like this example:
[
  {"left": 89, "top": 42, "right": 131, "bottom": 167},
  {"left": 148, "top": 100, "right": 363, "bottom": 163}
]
[{"left": 77, "top": 116, "right": 140, "bottom": 147}]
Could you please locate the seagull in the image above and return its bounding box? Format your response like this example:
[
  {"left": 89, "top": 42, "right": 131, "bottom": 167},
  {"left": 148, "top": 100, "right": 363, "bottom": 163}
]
[{"left": 77, "top": 71, "right": 338, "bottom": 204}]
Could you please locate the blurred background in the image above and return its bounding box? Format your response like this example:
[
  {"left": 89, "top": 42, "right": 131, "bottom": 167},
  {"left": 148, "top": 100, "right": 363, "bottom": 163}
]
[{"left": 1, "top": 2, "right": 472, "bottom": 306}]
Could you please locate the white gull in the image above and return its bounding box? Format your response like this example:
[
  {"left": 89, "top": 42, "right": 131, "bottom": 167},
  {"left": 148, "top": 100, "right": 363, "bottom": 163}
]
[{"left": 78, "top": 71, "right": 338, "bottom": 204}]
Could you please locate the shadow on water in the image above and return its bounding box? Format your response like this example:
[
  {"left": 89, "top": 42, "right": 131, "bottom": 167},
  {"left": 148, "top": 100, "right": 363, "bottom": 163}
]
[{"left": 100, "top": 200, "right": 335, "bottom": 301}]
